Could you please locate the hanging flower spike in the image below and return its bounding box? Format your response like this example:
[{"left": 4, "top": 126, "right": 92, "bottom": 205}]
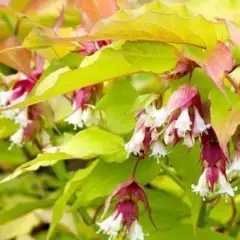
[
  {"left": 65, "top": 87, "right": 96, "bottom": 129},
  {"left": 192, "top": 166, "right": 236, "bottom": 200},
  {"left": 98, "top": 180, "right": 149, "bottom": 240},
  {"left": 192, "top": 129, "right": 237, "bottom": 200},
  {"left": 101, "top": 180, "right": 155, "bottom": 230}
]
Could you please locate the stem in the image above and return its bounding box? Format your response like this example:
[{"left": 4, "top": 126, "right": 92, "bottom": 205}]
[
  {"left": 131, "top": 157, "right": 141, "bottom": 179},
  {"left": 158, "top": 161, "right": 186, "bottom": 190},
  {"left": 227, "top": 197, "right": 237, "bottom": 227},
  {"left": 197, "top": 201, "right": 206, "bottom": 228},
  {"left": 91, "top": 204, "right": 104, "bottom": 224}
]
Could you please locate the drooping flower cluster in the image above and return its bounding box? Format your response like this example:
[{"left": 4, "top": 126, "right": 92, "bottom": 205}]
[
  {"left": 125, "top": 85, "right": 210, "bottom": 161},
  {"left": 124, "top": 105, "right": 169, "bottom": 162},
  {"left": 65, "top": 86, "right": 102, "bottom": 129},
  {"left": 97, "top": 180, "right": 153, "bottom": 240},
  {"left": 192, "top": 128, "right": 237, "bottom": 200},
  {"left": 0, "top": 69, "right": 52, "bottom": 148},
  {"left": 65, "top": 40, "right": 110, "bottom": 129},
  {"left": 164, "top": 85, "right": 210, "bottom": 147}
]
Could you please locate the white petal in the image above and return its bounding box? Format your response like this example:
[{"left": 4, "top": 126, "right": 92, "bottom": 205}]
[
  {"left": 129, "top": 220, "right": 144, "bottom": 240},
  {"left": 153, "top": 107, "right": 169, "bottom": 127},
  {"left": 82, "top": 107, "right": 94, "bottom": 127},
  {"left": 183, "top": 133, "right": 195, "bottom": 148},
  {"left": 65, "top": 108, "right": 84, "bottom": 129},
  {"left": 10, "top": 128, "right": 24, "bottom": 146},
  {"left": 164, "top": 121, "right": 175, "bottom": 145},
  {"left": 125, "top": 129, "right": 145, "bottom": 157},
  {"left": 227, "top": 155, "right": 240, "bottom": 175},
  {"left": 191, "top": 169, "right": 210, "bottom": 200},
  {"left": 0, "top": 90, "right": 13, "bottom": 106},
  {"left": 144, "top": 106, "right": 169, "bottom": 128},
  {"left": 2, "top": 109, "right": 19, "bottom": 120},
  {"left": 193, "top": 107, "right": 209, "bottom": 136},
  {"left": 218, "top": 171, "right": 236, "bottom": 197},
  {"left": 14, "top": 109, "right": 31, "bottom": 128},
  {"left": 174, "top": 109, "right": 192, "bottom": 137},
  {"left": 150, "top": 141, "right": 167, "bottom": 163},
  {"left": 97, "top": 212, "right": 123, "bottom": 239}
]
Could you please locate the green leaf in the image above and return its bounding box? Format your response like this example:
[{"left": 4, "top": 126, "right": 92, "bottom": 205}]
[
  {"left": 0, "top": 193, "right": 58, "bottom": 224},
  {"left": 60, "top": 127, "right": 127, "bottom": 162},
  {"left": 96, "top": 79, "right": 138, "bottom": 134},
  {"left": 73, "top": 157, "right": 160, "bottom": 208},
  {"left": 0, "top": 117, "right": 18, "bottom": 139},
  {"left": 88, "top": 8, "right": 228, "bottom": 48},
  {"left": 7, "top": 41, "right": 178, "bottom": 109},
  {"left": 121, "top": 41, "right": 178, "bottom": 72},
  {"left": 0, "top": 141, "right": 27, "bottom": 165},
  {"left": 47, "top": 161, "right": 98, "bottom": 240},
  {"left": 23, "top": 4, "right": 228, "bottom": 49},
  {"left": 0, "top": 152, "right": 73, "bottom": 184},
  {"left": 147, "top": 224, "right": 234, "bottom": 240},
  {"left": 169, "top": 143, "right": 202, "bottom": 231},
  {"left": 210, "top": 88, "right": 240, "bottom": 152},
  {"left": 131, "top": 93, "right": 159, "bottom": 113}
]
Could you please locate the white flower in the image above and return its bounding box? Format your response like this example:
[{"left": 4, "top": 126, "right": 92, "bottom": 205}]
[
  {"left": 9, "top": 128, "right": 24, "bottom": 147},
  {"left": 174, "top": 109, "right": 192, "bottom": 137},
  {"left": 82, "top": 107, "right": 93, "bottom": 127},
  {"left": 65, "top": 108, "right": 84, "bottom": 129},
  {"left": 227, "top": 155, "right": 240, "bottom": 176},
  {"left": 129, "top": 220, "right": 144, "bottom": 240},
  {"left": 218, "top": 171, "right": 237, "bottom": 197},
  {"left": 14, "top": 109, "right": 31, "bottom": 128},
  {"left": 191, "top": 169, "right": 210, "bottom": 200},
  {"left": 144, "top": 106, "right": 168, "bottom": 128},
  {"left": 192, "top": 169, "right": 237, "bottom": 200},
  {"left": 2, "top": 109, "right": 19, "bottom": 121},
  {"left": 153, "top": 107, "right": 169, "bottom": 128},
  {"left": 97, "top": 211, "right": 123, "bottom": 240},
  {"left": 192, "top": 107, "right": 210, "bottom": 136},
  {"left": 164, "top": 121, "right": 175, "bottom": 145},
  {"left": 183, "top": 133, "right": 195, "bottom": 148},
  {"left": 150, "top": 141, "right": 167, "bottom": 163},
  {"left": 0, "top": 90, "right": 13, "bottom": 106},
  {"left": 125, "top": 128, "right": 145, "bottom": 157}
]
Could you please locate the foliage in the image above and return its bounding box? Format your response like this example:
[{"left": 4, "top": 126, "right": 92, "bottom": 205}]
[{"left": 1, "top": 0, "right": 240, "bottom": 240}]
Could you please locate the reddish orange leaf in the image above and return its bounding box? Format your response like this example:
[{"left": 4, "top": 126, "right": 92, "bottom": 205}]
[
  {"left": 76, "top": 0, "right": 119, "bottom": 31},
  {"left": 202, "top": 42, "right": 234, "bottom": 90},
  {"left": 0, "top": 37, "right": 32, "bottom": 76}
]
